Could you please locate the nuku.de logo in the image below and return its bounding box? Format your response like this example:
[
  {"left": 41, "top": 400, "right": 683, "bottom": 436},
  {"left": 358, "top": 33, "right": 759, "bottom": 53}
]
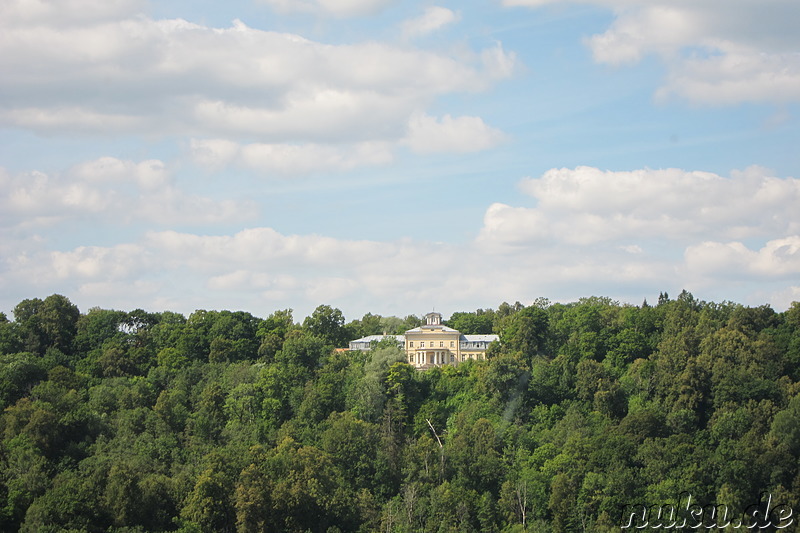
[{"left": 619, "top": 491, "right": 794, "bottom": 529}]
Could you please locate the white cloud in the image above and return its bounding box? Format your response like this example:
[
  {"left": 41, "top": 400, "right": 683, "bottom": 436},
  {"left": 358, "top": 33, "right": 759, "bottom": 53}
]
[
  {"left": 0, "top": 108, "right": 147, "bottom": 134},
  {"left": 240, "top": 142, "right": 394, "bottom": 174},
  {"left": 0, "top": 157, "right": 257, "bottom": 229},
  {"left": 190, "top": 139, "right": 394, "bottom": 175},
  {"left": 504, "top": 0, "right": 800, "bottom": 104},
  {"left": 495, "top": 166, "right": 800, "bottom": 246},
  {"left": 470, "top": 165, "right": 800, "bottom": 309},
  {"left": 208, "top": 270, "right": 296, "bottom": 291},
  {"left": 401, "top": 6, "right": 460, "bottom": 39},
  {"left": 306, "top": 277, "right": 360, "bottom": 302},
  {"left": 71, "top": 157, "right": 170, "bottom": 190},
  {"left": 0, "top": 0, "right": 144, "bottom": 25},
  {"left": 259, "top": 0, "right": 395, "bottom": 17},
  {"left": 4, "top": 162, "right": 798, "bottom": 318},
  {"left": 0, "top": 9, "right": 517, "bottom": 139},
  {"left": 51, "top": 244, "right": 148, "bottom": 280},
  {"left": 764, "top": 286, "right": 800, "bottom": 312},
  {"left": 685, "top": 236, "right": 800, "bottom": 279},
  {"left": 143, "top": 228, "right": 378, "bottom": 270},
  {"left": 656, "top": 47, "right": 800, "bottom": 105},
  {"left": 77, "top": 280, "right": 161, "bottom": 301},
  {"left": 189, "top": 111, "right": 507, "bottom": 173},
  {"left": 3, "top": 204, "right": 798, "bottom": 321},
  {"left": 188, "top": 139, "right": 241, "bottom": 171},
  {"left": 405, "top": 113, "right": 507, "bottom": 154},
  {"left": 477, "top": 203, "right": 551, "bottom": 250}
]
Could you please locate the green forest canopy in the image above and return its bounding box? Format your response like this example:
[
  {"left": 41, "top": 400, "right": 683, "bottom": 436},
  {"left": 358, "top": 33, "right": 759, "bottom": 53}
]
[{"left": 1, "top": 293, "right": 799, "bottom": 532}]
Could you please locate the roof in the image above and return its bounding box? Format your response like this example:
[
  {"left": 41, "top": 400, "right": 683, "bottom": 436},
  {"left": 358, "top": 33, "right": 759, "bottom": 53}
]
[
  {"left": 349, "top": 334, "right": 405, "bottom": 343},
  {"left": 461, "top": 334, "right": 499, "bottom": 342},
  {"left": 404, "top": 325, "right": 459, "bottom": 334}
]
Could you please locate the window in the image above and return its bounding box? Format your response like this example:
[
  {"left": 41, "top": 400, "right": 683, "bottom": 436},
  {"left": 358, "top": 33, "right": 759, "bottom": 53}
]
[
  {"left": 440, "top": 341, "right": 444, "bottom": 347},
  {"left": 420, "top": 342, "right": 425, "bottom": 348},
  {"left": 409, "top": 341, "right": 413, "bottom": 347},
  {"left": 450, "top": 341, "right": 454, "bottom": 348}
]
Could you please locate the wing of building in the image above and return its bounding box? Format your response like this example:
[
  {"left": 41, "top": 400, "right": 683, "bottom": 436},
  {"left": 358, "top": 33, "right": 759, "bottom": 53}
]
[{"left": 348, "top": 312, "right": 499, "bottom": 369}]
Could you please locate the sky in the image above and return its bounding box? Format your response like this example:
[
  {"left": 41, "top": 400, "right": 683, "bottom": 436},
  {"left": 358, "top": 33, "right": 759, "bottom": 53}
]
[{"left": 1, "top": 0, "right": 799, "bottom": 322}]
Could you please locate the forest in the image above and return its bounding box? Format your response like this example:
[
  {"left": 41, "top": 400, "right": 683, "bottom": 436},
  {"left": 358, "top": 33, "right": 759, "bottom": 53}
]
[{"left": 1, "top": 292, "right": 799, "bottom": 532}]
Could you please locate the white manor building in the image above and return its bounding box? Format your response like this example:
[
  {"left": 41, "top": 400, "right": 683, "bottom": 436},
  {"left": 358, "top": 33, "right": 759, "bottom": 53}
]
[{"left": 348, "top": 312, "right": 499, "bottom": 369}]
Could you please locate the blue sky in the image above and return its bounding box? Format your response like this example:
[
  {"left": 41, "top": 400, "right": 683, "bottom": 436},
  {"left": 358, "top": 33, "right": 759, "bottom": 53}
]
[{"left": 1, "top": 0, "right": 799, "bottom": 322}]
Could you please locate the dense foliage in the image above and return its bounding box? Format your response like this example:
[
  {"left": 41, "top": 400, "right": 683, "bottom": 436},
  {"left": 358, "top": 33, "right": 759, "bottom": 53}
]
[{"left": 1, "top": 293, "right": 799, "bottom": 532}]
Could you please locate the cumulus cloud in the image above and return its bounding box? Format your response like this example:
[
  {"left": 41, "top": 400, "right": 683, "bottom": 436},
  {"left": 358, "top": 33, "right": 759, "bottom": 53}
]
[
  {"left": 685, "top": 237, "right": 800, "bottom": 279},
  {"left": 189, "top": 110, "right": 507, "bottom": 172},
  {"left": 401, "top": 6, "right": 460, "bottom": 39},
  {"left": 471, "top": 165, "right": 800, "bottom": 307},
  {"left": 0, "top": 9, "right": 517, "bottom": 139},
  {"left": 481, "top": 166, "right": 800, "bottom": 247},
  {"left": 51, "top": 244, "right": 148, "bottom": 280},
  {"left": 503, "top": 0, "right": 800, "bottom": 104},
  {"left": 0, "top": 0, "right": 144, "bottom": 25},
  {"left": 765, "top": 286, "right": 800, "bottom": 312},
  {"left": 656, "top": 48, "right": 800, "bottom": 105},
  {"left": 4, "top": 196, "right": 798, "bottom": 320},
  {"left": 259, "top": 0, "right": 395, "bottom": 17},
  {"left": 0, "top": 226, "right": 457, "bottom": 315},
  {"left": 404, "top": 113, "right": 507, "bottom": 154},
  {"left": 143, "top": 228, "right": 406, "bottom": 272},
  {"left": 190, "top": 139, "right": 394, "bottom": 175},
  {"left": 0, "top": 157, "right": 257, "bottom": 229}
]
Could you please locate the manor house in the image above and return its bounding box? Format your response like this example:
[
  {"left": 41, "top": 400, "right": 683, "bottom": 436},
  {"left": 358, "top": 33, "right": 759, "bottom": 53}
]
[{"left": 348, "top": 312, "right": 498, "bottom": 369}]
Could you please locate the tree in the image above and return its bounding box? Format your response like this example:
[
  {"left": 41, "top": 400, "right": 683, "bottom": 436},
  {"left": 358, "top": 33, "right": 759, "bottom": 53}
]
[
  {"left": 498, "top": 305, "right": 549, "bottom": 360},
  {"left": 191, "top": 382, "right": 227, "bottom": 443},
  {"left": 448, "top": 311, "right": 494, "bottom": 335},
  {"left": 0, "top": 353, "right": 47, "bottom": 409},
  {"left": 0, "top": 313, "right": 22, "bottom": 355},
  {"left": 259, "top": 437, "right": 346, "bottom": 531},
  {"left": 351, "top": 344, "right": 406, "bottom": 422},
  {"left": 320, "top": 412, "right": 382, "bottom": 493},
  {"left": 303, "top": 305, "right": 348, "bottom": 347},
  {"left": 13, "top": 295, "right": 80, "bottom": 357},
  {"left": 276, "top": 330, "right": 327, "bottom": 370},
  {"left": 449, "top": 416, "right": 503, "bottom": 494},
  {"left": 182, "top": 461, "right": 235, "bottom": 532},
  {"left": 74, "top": 307, "right": 127, "bottom": 354}
]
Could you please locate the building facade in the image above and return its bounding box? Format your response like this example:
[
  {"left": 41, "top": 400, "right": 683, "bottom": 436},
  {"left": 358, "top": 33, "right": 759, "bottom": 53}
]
[{"left": 348, "top": 312, "right": 498, "bottom": 369}]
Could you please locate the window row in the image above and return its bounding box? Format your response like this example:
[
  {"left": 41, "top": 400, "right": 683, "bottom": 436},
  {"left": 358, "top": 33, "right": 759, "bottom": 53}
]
[{"left": 408, "top": 341, "right": 456, "bottom": 348}]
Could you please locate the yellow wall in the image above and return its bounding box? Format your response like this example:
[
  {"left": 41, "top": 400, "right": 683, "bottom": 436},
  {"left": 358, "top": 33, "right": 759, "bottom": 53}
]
[{"left": 405, "top": 329, "right": 461, "bottom": 367}]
